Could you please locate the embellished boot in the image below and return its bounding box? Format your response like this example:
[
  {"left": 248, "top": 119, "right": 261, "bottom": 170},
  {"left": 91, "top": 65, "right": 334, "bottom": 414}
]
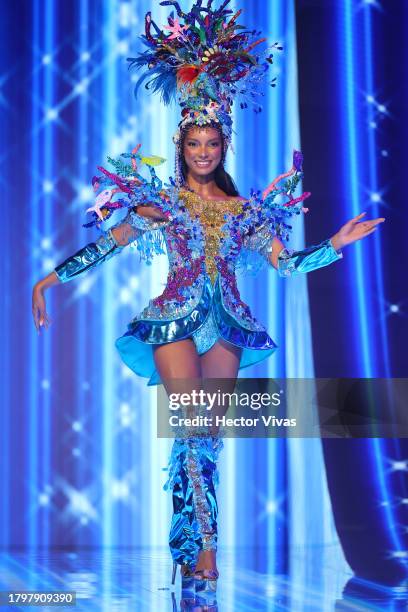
[{"left": 164, "top": 405, "right": 223, "bottom": 593}]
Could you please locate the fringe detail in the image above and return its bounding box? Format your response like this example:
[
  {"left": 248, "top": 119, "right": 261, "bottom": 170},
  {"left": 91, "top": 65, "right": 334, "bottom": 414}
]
[
  {"left": 235, "top": 247, "right": 269, "bottom": 277},
  {"left": 129, "top": 228, "right": 167, "bottom": 265}
]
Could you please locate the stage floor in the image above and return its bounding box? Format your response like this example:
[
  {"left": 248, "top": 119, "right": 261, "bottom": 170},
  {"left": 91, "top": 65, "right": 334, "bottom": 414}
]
[{"left": 0, "top": 546, "right": 406, "bottom": 611}]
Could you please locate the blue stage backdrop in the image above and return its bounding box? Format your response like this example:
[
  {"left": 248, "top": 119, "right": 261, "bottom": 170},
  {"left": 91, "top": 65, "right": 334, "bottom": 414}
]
[{"left": 0, "top": 0, "right": 406, "bottom": 581}]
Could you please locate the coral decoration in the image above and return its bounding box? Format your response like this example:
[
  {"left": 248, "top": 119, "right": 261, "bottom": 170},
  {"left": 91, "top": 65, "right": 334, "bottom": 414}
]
[
  {"left": 83, "top": 148, "right": 168, "bottom": 230},
  {"left": 163, "top": 18, "right": 190, "bottom": 40}
]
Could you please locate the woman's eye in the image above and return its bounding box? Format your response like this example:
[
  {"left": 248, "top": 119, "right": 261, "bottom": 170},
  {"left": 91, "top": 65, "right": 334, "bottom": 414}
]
[{"left": 187, "top": 142, "right": 197, "bottom": 147}]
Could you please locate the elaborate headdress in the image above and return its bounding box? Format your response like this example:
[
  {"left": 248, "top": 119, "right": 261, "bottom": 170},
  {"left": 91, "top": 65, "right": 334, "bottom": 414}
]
[{"left": 127, "top": 0, "right": 281, "bottom": 186}]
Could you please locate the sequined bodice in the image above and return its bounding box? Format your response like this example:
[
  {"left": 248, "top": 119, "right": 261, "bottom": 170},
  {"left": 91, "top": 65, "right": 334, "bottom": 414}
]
[{"left": 179, "top": 189, "right": 245, "bottom": 282}]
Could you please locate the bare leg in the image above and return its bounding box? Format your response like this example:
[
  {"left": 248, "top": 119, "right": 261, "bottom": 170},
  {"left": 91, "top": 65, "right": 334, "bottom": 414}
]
[
  {"left": 200, "top": 338, "right": 242, "bottom": 380},
  {"left": 153, "top": 338, "right": 202, "bottom": 393},
  {"left": 194, "top": 339, "right": 242, "bottom": 576},
  {"left": 154, "top": 338, "right": 242, "bottom": 578},
  {"left": 154, "top": 340, "right": 213, "bottom": 574},
  {"left": 201, "top": 338, "right": 242, "bottom": 429}
]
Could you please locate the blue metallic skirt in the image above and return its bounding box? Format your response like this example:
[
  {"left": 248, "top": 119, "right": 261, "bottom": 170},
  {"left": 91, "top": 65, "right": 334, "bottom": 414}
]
[{"left": 115, "top": 278, "right": 277, "bottom": 386}]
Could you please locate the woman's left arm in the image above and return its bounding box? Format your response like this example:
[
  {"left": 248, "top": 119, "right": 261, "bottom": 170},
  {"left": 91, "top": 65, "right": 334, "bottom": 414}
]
[{"left": 265, "top": 212, "right": 385, "bottom": 276}]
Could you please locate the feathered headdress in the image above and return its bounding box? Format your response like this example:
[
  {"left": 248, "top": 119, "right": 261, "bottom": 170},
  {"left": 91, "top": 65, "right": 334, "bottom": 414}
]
[{"left": 127, "top": 0, "right": 281, "bottom": 152}]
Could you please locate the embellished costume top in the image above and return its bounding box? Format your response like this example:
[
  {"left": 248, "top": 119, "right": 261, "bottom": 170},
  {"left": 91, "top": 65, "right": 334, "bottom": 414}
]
[
  {"left": 54, "top": 151, "right": 343, "bottom": 385},
  {"left": 179, "top": 189, "right": 246, "bottom": 284}
]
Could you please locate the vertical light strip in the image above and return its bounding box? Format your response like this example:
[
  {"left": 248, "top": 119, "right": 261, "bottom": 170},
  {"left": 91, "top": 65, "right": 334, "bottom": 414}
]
[
  {"left": 363, "top": 7, "right": 391, "bottom": 377},
  {"left": 101, "top": 0, "right": 116, "bottom": 598},
  {"left": 150, "top": 93, "right": 177, "bottom": 552},
  {"left": 147, "top": 1, "right": 176, "bottom": 544},
  {"left": 28, "top": 0, "right": 41, "bottom": 550},
  {"left": 77, "top": 0, "right": 89, "bottom": 507},
  {"left": 286, "top": 0, "right": 348, "bottom": 583},
  {"left": 265, "top": 0, "right": 283, "bottom": 574},
  {"left": 362, "top": 5, "right": 401, "bottom": 557},
  {"left": 342, "top": 0, "right": 374, "bottom": 376},
  {"left": 28, "top": 0, "right": 41, "bottom": 551},
  {"left": 340, "top": 0, "right": 401, "bottom": 560},
  {"left": 40, "top": 0, "right": 56, "bottom": 549},
  {"left": 0, "top": 0, "right": 10, "bottom": 549},
  {"left": 267, "top": 0, "right": 284, "bottom": 381}
]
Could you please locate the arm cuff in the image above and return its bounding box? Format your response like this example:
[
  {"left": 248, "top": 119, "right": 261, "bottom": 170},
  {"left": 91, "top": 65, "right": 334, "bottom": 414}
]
[{"left": 277, "top": 238, "right": 343, "bottom": 278}]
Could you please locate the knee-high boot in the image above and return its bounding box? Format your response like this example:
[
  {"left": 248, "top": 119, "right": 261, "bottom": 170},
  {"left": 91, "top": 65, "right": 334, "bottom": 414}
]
[{"left": 164, "top": 433, "right": 223, "bottom": 571}]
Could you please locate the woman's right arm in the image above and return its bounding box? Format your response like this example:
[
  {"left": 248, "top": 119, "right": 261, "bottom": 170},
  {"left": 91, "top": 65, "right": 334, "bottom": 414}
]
[{"left": 32, "top": 204, "right": 169, "bottom": 332}]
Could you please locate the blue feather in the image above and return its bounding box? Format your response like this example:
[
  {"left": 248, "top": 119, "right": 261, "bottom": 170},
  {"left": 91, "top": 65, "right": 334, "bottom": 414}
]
[
  {"left": 147, "top": 70, "right": 178, "bottom": 105},
  {"left": 133, "top": 72, "right": 152, "bottom": 99}
]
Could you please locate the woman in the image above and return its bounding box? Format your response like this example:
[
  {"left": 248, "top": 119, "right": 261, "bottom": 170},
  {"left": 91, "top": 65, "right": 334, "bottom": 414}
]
[{"left": 31, "top": 0, "right": 384, "bottom": 594}]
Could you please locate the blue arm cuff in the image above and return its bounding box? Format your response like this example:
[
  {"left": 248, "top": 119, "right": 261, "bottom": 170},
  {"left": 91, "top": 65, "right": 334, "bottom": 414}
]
[
  {"left": 277, "top": 238, "right": 343, "bottom": 278},
  {"left": 54, "top": 231, "right": 122, "bottom": 283}
]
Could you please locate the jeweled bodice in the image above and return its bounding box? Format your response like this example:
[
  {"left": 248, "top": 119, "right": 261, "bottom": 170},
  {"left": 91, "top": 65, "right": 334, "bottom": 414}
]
[{"left": 179, "top": 189, "right": 245, "bottom": 283}]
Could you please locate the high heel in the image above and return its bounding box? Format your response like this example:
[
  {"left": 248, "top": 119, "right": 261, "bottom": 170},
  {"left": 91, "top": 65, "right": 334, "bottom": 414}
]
[
  {"left": 172, "top": 561, "right": 195, "bottom": 596},
  {"left": 172, "top": 561, "right": 195, "bottom": 584}
]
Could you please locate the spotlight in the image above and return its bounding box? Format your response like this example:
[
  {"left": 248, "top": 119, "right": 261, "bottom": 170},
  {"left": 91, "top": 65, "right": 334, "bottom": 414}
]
[
  {"left": 390, "top": 460, "right": 408, "bottom": 471},
  {"left": 79, "top": 185, "right": 93, "bottom": 202},
  {"left": 112, "top": 480, "right": 130, "bottom": 500},
  {"left": 370, "top": 192, "right": 381, "bottom": 203},
  {"left": 129, "top": 276, "right": 139, "bottom": 289},
  {"left": 266, "top": 500, "right": 278, "bottom": 514},
  {"left": 46, "top": 108, "right": 58, "bottom": 121},
  {"left": 117, "top": 40, "right": 129, "bottom": 55},
  {"left": 38, "top": 493, "right": 50, "bottom": 506},
  {"left": 42, "top": 257, "right": 56, "bottom": 271},
  {"left": 390, "top": 550, "right": 408, "bottom": 559},
  {"left": 43, "top": 180, "right": 54, "bottom": 193},
  {"left": 73, "top": 79, "right": 89, "bottom": 95},
  {"left": 72, "top": 421, "right": 83, "bottom": 432},
  {"left": 120, "top": 288, "right": 131, "bottom": 304},
  {"left": 41, "top": 237, "right": 52, "bottom": 250}
]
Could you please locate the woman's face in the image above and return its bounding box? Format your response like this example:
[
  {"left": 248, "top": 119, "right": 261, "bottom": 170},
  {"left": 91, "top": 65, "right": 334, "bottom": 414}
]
[{"left": 183, "top": 126, "right": 223, "bottom": 178}]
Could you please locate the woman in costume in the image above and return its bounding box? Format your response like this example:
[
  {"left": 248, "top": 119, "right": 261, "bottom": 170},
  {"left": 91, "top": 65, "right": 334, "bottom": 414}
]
[{"left": 31, "top": 0, "right": 384, "bottom": 595}]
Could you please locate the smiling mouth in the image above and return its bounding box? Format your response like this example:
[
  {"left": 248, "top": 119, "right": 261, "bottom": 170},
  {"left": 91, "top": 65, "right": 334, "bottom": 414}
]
[{"left": 195, "top": 160, "right": 213, "bottom": 167}]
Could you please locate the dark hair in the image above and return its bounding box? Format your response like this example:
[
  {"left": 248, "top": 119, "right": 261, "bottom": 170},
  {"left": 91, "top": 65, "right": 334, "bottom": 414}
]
[{"left": 180, "top": 124, "right": 239, "bottom": 197}]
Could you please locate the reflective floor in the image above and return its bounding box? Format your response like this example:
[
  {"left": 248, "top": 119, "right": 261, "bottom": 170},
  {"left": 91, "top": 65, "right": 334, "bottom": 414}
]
[{"left": 0, "top": 546, "right": 407, "bottom": 611}]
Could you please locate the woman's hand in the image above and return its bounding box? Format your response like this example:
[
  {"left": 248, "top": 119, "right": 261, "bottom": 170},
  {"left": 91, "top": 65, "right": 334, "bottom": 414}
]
[
  {"left": 138, "top": 204, "right": 170, "bottom": 221},
  {"left": 32, "top": 283, "right": 51, "bottom": 333},
  {"left": 331, "top": 212, "right": 385, "bottom": 251}
]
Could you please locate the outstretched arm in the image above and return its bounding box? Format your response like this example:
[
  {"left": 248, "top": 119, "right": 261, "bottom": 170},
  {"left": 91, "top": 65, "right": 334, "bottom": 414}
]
[
  {"left": 32, "top": 205, "right": 169, "bottom": 332},
  {"left": 264, "top": 212, "right": 385, "bottom": 276}
]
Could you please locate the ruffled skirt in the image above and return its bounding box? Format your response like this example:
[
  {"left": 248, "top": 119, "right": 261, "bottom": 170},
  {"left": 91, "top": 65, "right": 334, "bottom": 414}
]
[{"left": 115, "top": 278, "right": 277, "bottom": 386}]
